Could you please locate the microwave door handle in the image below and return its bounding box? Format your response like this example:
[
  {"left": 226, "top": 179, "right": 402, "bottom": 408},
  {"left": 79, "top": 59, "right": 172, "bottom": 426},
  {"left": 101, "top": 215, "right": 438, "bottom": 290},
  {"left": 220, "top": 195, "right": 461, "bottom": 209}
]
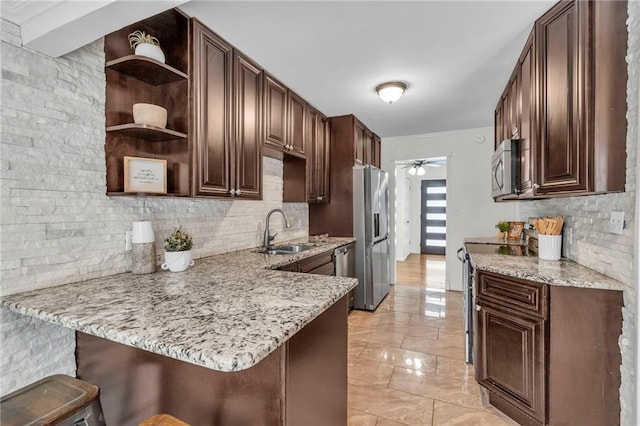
[{"left": 494, "top": 158, "right": 504, "bottom": 190}]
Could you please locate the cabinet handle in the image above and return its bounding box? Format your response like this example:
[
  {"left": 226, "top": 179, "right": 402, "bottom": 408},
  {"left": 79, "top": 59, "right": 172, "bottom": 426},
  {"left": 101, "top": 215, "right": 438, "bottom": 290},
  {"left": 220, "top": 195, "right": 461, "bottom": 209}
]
[
  {"left": 533, "top": 183, "right": 540, "bottom": 190},
  {"left": 235, "top": 189, "right": 242, "bottom": 196},
  {"left": 475, "top": 304, "right": 482, "bottom": 312},
  {"left": 229, "top": 189, "right": 235, "bottom": 196},
  {"left": 317, "top": 196, "right": 323, "bottom": 201}
]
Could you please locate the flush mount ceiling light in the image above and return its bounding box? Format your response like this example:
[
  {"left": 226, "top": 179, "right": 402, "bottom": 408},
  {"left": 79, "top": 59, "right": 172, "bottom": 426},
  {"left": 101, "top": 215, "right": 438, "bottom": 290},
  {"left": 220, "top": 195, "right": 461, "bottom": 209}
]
[{"left": 376, "top": 81, "right": 407, "bottom": 104}]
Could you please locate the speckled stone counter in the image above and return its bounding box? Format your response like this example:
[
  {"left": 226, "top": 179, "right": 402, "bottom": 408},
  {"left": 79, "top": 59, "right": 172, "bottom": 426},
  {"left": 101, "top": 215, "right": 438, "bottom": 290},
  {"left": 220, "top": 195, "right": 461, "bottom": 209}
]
[
  {"left": 1, "top": 237, "right": 358, "bottom": 372},
  {"left": 464, "top": 239, "right": 625, "bottom": 292}
]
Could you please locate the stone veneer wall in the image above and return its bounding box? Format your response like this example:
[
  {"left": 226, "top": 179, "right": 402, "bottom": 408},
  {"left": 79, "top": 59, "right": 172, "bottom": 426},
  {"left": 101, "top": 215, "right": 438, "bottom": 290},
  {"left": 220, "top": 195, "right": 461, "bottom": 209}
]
[
  {"left": 519, "top": 2, "right": 639, "bottom": 424},
  {"left": 0, "top": 19, "right": 308, "bottom": 395}
]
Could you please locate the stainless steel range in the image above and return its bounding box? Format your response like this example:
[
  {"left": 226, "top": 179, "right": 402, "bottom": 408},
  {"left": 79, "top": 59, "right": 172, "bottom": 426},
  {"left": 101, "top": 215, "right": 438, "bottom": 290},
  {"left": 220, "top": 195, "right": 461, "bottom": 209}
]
[{"left": 458, "top": 242, "right": 533, "bottom": 364}]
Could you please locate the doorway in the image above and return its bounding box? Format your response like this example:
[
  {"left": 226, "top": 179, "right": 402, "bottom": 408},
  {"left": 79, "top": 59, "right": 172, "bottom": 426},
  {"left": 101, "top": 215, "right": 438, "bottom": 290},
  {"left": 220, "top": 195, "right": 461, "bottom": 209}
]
[{"left": 420, "top": 179, "right": 447, "bottom": 255}]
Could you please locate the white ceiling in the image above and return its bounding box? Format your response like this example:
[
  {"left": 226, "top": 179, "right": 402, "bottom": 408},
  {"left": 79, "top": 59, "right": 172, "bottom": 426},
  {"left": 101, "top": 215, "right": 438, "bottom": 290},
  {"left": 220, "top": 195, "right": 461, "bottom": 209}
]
[
  {"left": 179, "top": 1, "right": 556, "bottom": 137},
  {"left": 2, "top": 1, "right": 556, "bottom": 138}
]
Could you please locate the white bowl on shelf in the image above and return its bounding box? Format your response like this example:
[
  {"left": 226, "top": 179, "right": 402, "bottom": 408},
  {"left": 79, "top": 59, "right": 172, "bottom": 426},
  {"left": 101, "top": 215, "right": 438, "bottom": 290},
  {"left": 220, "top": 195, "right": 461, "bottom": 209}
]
[{"left": 132, "top": 103, "right": 167, "bottom": 129}]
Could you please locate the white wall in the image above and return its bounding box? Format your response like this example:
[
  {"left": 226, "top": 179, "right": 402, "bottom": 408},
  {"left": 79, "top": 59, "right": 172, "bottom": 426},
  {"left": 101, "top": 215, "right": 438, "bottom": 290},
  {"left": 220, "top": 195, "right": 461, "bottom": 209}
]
[
  {"left": 382, "top": 128, "right": 518, "bottom": 291},
  {"left": 394, "top": 166, "right": 410, "bottom": 261}
]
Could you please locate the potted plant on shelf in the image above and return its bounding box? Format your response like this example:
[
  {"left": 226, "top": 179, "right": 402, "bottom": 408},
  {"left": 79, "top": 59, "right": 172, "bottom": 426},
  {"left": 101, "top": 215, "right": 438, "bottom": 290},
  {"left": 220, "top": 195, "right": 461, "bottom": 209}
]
[
  {"left": 162, "top": 227, "right": 194, "bottom": 272},
  {"left": 495, "top": 221, "right": 511, "bottom": 240},
  {"left": 128, "top": 30, "right": 165, "bottom": 63}
]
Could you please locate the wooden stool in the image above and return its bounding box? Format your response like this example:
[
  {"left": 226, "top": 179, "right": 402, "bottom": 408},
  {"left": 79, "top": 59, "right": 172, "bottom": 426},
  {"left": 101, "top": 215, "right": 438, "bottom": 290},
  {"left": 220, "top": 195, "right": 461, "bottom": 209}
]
[
  {"left": 140, "top": 414, "right": 190, "bottom": 426},
  {"left": 0, "top": 374, "right": 105, "bottom": 426}
]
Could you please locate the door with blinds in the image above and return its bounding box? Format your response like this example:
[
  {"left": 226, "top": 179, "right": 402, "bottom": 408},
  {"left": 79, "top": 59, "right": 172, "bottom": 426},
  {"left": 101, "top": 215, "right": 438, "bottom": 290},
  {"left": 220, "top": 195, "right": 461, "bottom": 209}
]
[{"left": 420, "top": 179, "right": 446, "bottom": 255}]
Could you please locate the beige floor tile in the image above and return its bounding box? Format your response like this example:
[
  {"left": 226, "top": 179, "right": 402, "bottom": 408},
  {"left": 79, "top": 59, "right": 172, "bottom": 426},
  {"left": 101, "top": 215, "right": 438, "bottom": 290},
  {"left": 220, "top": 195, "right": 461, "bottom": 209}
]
[
  {"left": 347, "top": 408, "right": 379, "bottom": 426},
  {"left": 376, "top": 417, "right": 414, "bottom": 426},
  {"left": 373, "top": 310, "right": 414, "bottom": 325},
  {"left": 348, "top": 356, "right": 395, "bottom": 386},
  {"left": 348, "top": 378, "right": 434, "bottom": 426},
  {"left": 359, "top": 343, "right": 438, "bottom": 374},
  {"left": 349, "top": 310, "right": 383, "bottom": 327},
  {"left": 432, "top": 400, "right": 519, "bottom": 425},
  {"left": 389, "top": 368, "right": 485, "bottom": 410},
  {"left": 349, "top": 325, "right": 406, "bottom": 347},
  {"left": 435, "top": 357, "right": 474, "bottom": 381},
  {"left": 402, "top": 336, "right": 466, "bottom": 361},
  {"left": 349, "top": 340, "right": 367, "bottom": 358},
  {"left": 374, "top": 321, "right": 440, "bottom": 340}
]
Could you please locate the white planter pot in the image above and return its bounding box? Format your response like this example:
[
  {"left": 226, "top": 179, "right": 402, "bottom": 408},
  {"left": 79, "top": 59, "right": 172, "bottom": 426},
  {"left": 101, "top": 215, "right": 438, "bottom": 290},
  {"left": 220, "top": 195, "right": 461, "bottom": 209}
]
[
  {"left": 135, "top": 43, "right": 165, "bottom": 63},
  {"left": 162, "top": 250, "right": 194, "bottom": 272}
]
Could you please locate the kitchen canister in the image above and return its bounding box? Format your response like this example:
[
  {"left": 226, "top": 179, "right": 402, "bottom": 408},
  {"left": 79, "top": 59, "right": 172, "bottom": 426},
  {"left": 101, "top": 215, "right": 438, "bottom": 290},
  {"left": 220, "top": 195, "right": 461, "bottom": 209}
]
[
  {"left": 132, "top": 221, "right": 157, "bottom": 274},
  {"left": 538, "top": 234, "right": 562, "bottom": 261}
]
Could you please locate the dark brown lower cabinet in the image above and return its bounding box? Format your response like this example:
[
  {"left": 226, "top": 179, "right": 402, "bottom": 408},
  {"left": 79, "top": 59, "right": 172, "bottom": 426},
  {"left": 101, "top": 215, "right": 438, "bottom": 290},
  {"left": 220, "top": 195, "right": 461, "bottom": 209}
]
[
  {"left": 77, "top": 296, "right": 348, "bottom": 426},
  {"left": 277, "top": 250, "right": 335, "bottom": 276},
  {"left": 474, "top": 270, "right": 622, "bottom": 426},
  {"left": 476, "top": 301, "right": 546, "bottom": 425}
]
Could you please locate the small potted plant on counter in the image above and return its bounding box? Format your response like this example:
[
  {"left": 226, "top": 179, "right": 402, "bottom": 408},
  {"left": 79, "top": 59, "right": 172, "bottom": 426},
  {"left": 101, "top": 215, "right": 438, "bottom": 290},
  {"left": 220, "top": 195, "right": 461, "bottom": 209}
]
[
  {"left": 162, "top": 227, "right": 194, "bottom": 272},
  {"left": 495, "top": 221, "right": 511, "bottom": 240}
]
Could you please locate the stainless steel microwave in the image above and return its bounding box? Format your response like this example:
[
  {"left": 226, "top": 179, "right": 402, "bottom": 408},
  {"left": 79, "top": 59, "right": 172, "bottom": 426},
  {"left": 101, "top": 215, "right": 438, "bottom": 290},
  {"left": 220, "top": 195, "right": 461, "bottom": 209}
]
[{"left": 491, "top": 139, "right": 519, "bottom": 198}]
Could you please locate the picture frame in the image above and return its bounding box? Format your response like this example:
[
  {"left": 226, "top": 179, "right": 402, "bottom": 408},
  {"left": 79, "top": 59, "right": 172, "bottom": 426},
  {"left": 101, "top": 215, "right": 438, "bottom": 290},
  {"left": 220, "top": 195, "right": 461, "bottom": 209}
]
[
  {"left": 124, "top": 156, "right": 167, "bottom": 194},
  {"left": 508, "top": 221, "right": 525, "bottom": 240}
]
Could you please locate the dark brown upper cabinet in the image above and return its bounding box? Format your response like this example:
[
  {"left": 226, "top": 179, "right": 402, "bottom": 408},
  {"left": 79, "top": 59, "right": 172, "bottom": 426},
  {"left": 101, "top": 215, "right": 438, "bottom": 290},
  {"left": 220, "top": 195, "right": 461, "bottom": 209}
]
[
  {"left": 372, "top": 134, "right": 381, "bottom": 168},
  {"left": 104, "top": 9, "right": 190, "bottom": 196},
  {"left": 354, "top": 119, "right": 365, "bottom": 165},
  {"left": 191, "top": 20, "right": 262, "bottom": 199},
  {"left": 232, "top": 51, "right": 263, "bottom": 200},
  {"left": 536, "top": 0, "right": 588, "bottom": 194},
  {"left": 263, "top": 73, "right": 288, "bottom": 157},
  {"left": 518, "top": 31, "right": 535, "bottom": 197},
  {"left": 363, "top": 129, "right": 373, "bottom": 166},
  {"left": 307, "top": 108, "right": 330, "bottom": 204},
  {"left": 493, "top": 0, "right": 627, "bottom": 199},
  {"left": 287, "top": 91, "right": 307, "bottom": 158}
]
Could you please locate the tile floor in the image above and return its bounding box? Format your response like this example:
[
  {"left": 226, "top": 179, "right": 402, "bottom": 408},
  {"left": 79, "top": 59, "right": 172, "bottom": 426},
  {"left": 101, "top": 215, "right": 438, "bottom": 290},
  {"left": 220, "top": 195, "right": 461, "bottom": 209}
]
[{"left": 346, "top": 254, "right": 517, "bottom": 426}]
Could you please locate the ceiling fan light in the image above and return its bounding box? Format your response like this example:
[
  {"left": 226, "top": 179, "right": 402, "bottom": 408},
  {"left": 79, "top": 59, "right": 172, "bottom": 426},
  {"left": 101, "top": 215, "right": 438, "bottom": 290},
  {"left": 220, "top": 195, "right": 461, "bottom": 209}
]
[
  {"left": 376, "top": 81, "right": 407, "bottom": 104},
  {"left": 408, "top": 166, "right": 417, "bottom": 176},
  {"left": 416, "top": 166, "right": 426, "bottom": 176}
]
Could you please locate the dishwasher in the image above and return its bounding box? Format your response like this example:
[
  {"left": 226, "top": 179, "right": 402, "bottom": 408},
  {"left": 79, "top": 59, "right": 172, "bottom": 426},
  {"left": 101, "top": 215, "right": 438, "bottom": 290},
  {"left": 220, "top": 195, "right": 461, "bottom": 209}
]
[{"left": 334, "top": 243, "right": 356, "bottom": 309}]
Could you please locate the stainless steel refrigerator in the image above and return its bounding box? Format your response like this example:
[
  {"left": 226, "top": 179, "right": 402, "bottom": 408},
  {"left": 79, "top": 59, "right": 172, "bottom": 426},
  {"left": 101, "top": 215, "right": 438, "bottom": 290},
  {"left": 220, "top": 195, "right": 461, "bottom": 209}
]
[{"left": 353, "top": 165, "right": 390, "bottom": 311}]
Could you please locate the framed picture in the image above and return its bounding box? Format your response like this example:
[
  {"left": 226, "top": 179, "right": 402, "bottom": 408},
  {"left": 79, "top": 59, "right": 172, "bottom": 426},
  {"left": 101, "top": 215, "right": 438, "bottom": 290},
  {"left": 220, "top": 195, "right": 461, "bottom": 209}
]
[
  {"left": 124, "top": 156, "right": 167, "bottom": 194},
  {"left": 508, "top": 221, "right": 525, "bottom": 240}
]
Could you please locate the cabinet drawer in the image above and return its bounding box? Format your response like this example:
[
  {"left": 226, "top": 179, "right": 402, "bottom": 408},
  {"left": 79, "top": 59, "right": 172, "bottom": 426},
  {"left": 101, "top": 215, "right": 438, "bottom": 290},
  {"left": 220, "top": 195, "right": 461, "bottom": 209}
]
[
  {"left": 306, "top": 262, "right": 335, "bottom": 276},
  {"left": 477, "top": 271, "right": 547, "bottom": 318},
  {"left": 298, "top": 252, "right": 333, "bottom": 273}
]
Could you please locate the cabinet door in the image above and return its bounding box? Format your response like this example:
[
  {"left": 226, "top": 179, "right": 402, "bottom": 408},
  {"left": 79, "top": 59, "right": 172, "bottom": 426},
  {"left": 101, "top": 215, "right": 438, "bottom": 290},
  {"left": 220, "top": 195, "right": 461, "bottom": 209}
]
[
  {"left": 192, "top": 21, "right": 233, "bottom": 197},
  {"left": 307, "top": 108, "right": 330, "bottom": 203},
  {"left": 263, "top": 74, "right": 287, "bottom": 151},
  {"left": 287, "top": 91, "right": 307, "bottom": 158},
  {"left": 234, "top": 51, "right": 262, "bottom": 200},
  {"left": 536, "top": 0, "right": 588, "bottom": 194},
  {"left": 476, "top": 301, "right": 546, "bottom": 424},
  {"left": 372, "top": 134, "right": 381, "bottom": 168},
  {"left": 509, "top": 74, "right": 520, "bottom": 139},
  {"left": 518, "top": 31, "right": 535, "bottom": 196},
  {"left": 501, "top": 93, "right": 510, "bottom": 143},
  {"left": 363, "top": 129, "right": 373, "bottom": 165},
  {"left": 494, "top": 102, "right": 503, "bottom": 149},
  {"left": 354, "top": 119, "right": 365, "bottom": 165}
]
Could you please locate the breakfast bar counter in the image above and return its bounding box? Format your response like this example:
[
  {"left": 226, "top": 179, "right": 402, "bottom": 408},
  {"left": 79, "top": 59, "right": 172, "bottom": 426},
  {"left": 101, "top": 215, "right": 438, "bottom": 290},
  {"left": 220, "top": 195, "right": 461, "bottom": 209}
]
[{"left": 0, "top": 237, "right": 358, "bottom": 425}]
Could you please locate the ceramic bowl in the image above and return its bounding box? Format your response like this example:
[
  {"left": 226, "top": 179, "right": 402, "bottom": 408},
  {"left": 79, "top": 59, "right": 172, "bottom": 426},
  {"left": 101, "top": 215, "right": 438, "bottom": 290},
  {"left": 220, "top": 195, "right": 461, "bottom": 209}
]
[{"left": 133, "top": 103, "right": 167, "bottom": 128}]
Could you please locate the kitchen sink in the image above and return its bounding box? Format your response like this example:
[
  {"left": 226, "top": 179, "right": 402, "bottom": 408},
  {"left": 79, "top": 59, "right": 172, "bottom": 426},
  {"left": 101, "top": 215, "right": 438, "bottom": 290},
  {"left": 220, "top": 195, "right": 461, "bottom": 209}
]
[{"left": 257, "top": 244, "right": 315, "bottom": 255}]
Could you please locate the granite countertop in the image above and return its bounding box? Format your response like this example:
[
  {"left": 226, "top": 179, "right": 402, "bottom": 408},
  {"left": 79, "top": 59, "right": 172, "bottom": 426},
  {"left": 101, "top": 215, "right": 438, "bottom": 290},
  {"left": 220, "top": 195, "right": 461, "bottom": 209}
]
[
  {"left": 464, "top": 238, "right": 625, "bottom": 292},
  {"left": 0, "top": 237, "right": 358, "bottom": 372}
]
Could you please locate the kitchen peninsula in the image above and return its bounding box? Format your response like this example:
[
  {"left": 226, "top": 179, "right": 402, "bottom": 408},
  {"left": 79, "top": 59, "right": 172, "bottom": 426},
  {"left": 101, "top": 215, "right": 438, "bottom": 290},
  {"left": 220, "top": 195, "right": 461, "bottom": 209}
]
[{"left": 1, "top": 239, "right": 357, "bottom": 425}]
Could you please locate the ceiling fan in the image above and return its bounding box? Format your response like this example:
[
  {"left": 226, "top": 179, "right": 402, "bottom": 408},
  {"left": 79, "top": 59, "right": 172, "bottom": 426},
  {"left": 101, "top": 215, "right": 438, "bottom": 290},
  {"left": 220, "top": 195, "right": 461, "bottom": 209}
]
[{"left": 403, "top": 158, "right": 446, "bottom": 176}]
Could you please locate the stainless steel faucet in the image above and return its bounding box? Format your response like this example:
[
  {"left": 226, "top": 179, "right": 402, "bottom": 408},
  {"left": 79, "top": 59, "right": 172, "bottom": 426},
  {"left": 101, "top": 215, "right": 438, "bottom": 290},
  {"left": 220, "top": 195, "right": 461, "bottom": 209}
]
[{"left": 263, "top": 209, "right": 291, "bottom": 248}]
